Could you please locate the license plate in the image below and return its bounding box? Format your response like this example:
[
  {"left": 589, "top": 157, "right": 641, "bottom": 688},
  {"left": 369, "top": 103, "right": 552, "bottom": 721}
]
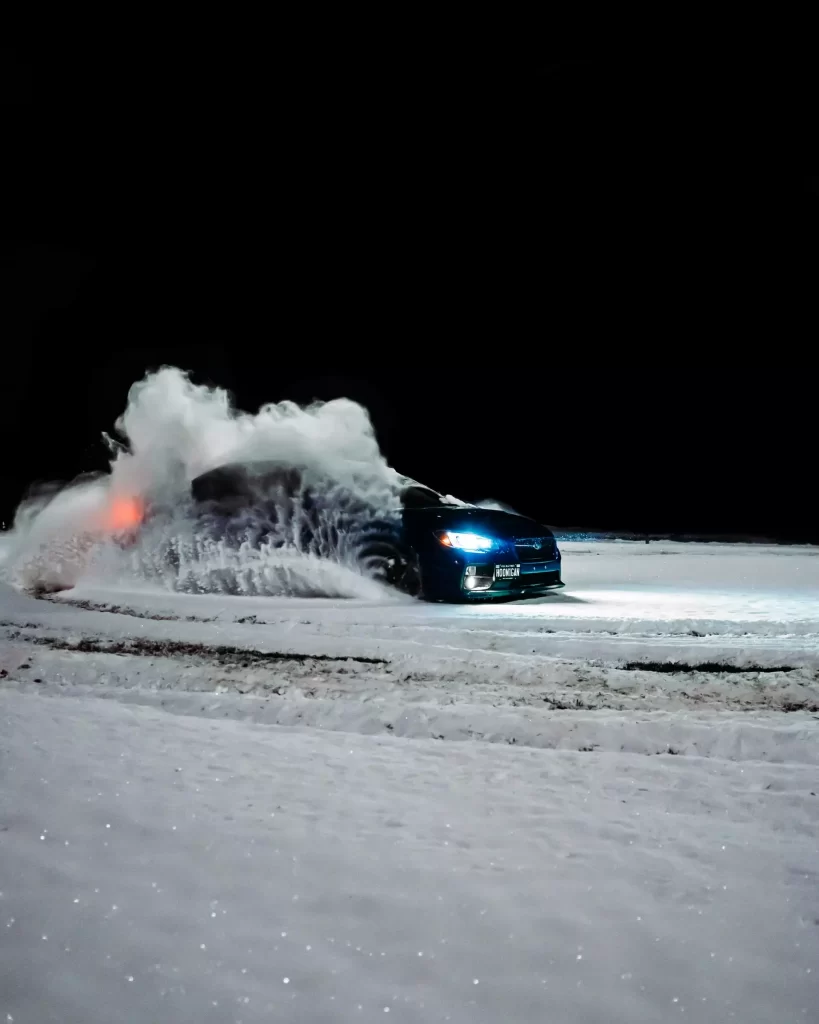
[{"left": 494, "top": 564, "right": 520, "bottom": 579}]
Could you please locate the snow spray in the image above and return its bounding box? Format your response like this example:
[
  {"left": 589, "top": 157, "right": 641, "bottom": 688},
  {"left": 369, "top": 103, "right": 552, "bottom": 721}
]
[{"left": 1, "top": 367, "right": 403, "bottom": 597}]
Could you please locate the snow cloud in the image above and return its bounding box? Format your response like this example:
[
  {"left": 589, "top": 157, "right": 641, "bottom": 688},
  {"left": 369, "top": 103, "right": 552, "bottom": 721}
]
[
  {"left": 109, "top": 367, "right": 400, "bottom": 507},
  {"left": 1, "top": 367, "right": 403, "bottom": 597}
]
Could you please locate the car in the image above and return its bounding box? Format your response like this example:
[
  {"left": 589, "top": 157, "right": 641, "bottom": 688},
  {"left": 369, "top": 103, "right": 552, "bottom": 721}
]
[{"left": 188, "top": 461, "right": 563, "bottom": 602}]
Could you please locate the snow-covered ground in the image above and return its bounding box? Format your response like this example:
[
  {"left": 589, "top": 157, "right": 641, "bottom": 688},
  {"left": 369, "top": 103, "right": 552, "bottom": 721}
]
[{"left": 1, "top": 541, "right": 818, "bottom": 1022}]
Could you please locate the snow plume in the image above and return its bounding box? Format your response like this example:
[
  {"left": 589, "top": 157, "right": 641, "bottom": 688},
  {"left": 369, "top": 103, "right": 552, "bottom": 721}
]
[
  {"left": 2, "top": 367, "right": 403, "bottom": 598},
  {"left": 109, "top": 367, "right": 399, "bottom": 509}
]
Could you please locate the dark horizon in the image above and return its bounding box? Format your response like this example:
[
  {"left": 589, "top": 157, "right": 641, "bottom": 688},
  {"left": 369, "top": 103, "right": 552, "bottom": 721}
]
[
  {"left": 1, "top": 339, "right": 815, "bottom": 544},
  {"left": 3, "top": 47, "right": 817, "bottom": 543}
]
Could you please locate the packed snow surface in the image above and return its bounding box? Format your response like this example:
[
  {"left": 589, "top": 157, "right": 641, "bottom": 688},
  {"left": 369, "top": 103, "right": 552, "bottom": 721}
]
[{"left": 1, "top": 541, "right": 818, "bottom": 1022}]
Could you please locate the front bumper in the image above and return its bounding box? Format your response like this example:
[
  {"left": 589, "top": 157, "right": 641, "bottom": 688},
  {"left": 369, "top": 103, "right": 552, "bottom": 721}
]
[{"left": 460, "top": 559, "right": 564, "bottom": 598}]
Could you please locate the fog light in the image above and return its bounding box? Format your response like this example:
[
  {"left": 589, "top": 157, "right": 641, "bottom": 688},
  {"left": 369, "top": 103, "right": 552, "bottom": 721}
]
[
  {"left": 465, "top": 565, "right": 477, "bottom": 575},
  {"left": 464, "top": 572, "right": 493, "bottom": 592}
]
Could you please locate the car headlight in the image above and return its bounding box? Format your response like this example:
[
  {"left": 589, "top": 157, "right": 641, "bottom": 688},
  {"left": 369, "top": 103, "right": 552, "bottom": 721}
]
[{"left": 436, "top": 530, "right": 494, "bottom": 552}]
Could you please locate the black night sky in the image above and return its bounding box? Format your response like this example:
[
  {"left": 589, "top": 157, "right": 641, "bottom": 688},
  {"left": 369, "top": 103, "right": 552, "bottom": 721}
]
[{"left": 3, "top": 45, "right": 817, "bottom": 542}]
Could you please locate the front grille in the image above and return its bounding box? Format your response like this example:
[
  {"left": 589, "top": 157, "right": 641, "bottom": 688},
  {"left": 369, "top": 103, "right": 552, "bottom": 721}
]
[{"left": 513, "top": 537, "right": 556, "bottom": 562}]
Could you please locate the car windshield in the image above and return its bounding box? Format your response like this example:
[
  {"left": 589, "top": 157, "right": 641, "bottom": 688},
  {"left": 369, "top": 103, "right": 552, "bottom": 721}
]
[{"left": 400, "top": 483, "right": 471, "bottom": 509}]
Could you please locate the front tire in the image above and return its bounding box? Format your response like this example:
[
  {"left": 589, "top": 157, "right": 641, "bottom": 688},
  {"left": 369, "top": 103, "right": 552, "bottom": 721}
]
[{"left": 418, "top": 567, "right": 462, "bottom": 603}]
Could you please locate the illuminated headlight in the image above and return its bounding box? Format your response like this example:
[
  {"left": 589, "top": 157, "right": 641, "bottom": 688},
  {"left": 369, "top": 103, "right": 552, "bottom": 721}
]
[{"left": 436, "top": 531, "right": 494, "bottom": 552}]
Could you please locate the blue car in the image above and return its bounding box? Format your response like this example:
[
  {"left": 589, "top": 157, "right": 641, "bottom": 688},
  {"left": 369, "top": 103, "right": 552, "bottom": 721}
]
[
  {"left": 189, "top": 463, "right": 563, "bottom": 602},
  {"left": 399, "top": 490, "right": 563, "bottom": 601}
]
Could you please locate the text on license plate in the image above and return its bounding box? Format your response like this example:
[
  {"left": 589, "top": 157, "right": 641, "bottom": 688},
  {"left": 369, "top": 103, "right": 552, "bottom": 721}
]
[{"left": 494, "top": 564, "right": 520, "bottom": 579}]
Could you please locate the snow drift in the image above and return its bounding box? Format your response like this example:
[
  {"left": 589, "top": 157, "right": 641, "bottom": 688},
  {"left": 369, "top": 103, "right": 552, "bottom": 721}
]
[{"left": 1, "top": 368, "right": 403, "bottom": 597}]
